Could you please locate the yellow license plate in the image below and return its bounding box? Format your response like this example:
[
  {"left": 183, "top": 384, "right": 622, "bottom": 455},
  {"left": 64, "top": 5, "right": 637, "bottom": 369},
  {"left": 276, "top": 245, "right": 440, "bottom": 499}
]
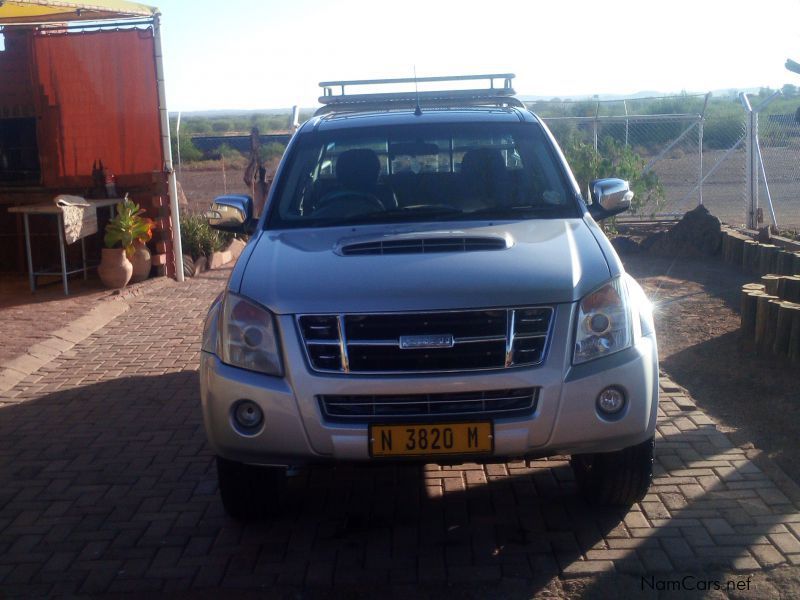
[{"left": 369, "top": 422, "right": 493, "bottom": 457}]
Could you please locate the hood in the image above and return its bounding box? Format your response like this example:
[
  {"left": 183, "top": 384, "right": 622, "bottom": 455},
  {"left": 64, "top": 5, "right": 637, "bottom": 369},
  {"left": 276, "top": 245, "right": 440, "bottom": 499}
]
[{"left": 238, "top": 219, "right": 611, "bottom": 314}]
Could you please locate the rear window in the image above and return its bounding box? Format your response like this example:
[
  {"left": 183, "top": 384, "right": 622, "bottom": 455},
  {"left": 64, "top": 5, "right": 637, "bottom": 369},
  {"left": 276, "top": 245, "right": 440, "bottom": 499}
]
[{"left": 266, "top": 121, "right": 579, "bottom": 229}]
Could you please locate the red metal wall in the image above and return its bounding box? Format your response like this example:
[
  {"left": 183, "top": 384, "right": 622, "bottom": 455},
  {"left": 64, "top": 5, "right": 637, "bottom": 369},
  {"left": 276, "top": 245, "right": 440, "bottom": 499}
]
[{"left": 0, "top": 27, "right": 175, "bottom": 277}]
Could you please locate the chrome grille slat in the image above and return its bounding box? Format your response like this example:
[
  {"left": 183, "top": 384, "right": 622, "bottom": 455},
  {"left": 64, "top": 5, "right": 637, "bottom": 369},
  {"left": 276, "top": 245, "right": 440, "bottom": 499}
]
[
  {"left": 324, "top": 393, "right": 533, "bottom": 407},
  {"left": 319, "top": 388, "right": 539, "bottom": 422},
  {"left": 298, "top": 307, "right": 553, "bottom": 374}
]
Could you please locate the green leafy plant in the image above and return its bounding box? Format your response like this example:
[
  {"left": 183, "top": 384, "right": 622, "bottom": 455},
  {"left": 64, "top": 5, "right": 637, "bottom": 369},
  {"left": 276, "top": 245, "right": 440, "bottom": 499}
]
[
  {"left": 180, "top": 212, "right": 233, "bottom": 261},
  {"left": 104, "top": 195, "right": 154, "bottom": 258},
  {"left": 564, "top": 136, "right": 664, "bottom": 215}
]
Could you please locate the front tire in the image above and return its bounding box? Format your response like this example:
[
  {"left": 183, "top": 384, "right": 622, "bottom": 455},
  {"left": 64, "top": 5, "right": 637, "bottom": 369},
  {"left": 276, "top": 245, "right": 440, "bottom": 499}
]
[
  {"left": 570, "top": 436, "right": 654, "bottom": 507},
  {"left": 216, "top": 456, "right": 286, "bottom": 520}
]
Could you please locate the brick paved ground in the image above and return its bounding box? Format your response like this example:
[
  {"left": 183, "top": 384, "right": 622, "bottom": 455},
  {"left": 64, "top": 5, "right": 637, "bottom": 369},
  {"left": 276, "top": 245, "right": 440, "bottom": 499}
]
[
  {"left": 0, "top": 274, "right": 169, "bottom": 366},
  {"left": 1, "top": 268, "right": 799, "bottom": 596},
  {"left": 0, "top": 275, "right": 110, "bottom": 365}
]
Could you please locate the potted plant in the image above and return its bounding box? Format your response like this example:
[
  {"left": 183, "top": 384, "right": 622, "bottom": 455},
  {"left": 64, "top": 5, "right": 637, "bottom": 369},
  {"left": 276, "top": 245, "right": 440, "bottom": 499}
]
[{"left": 98, "top": 195, "right": 154, "bottom": 289}]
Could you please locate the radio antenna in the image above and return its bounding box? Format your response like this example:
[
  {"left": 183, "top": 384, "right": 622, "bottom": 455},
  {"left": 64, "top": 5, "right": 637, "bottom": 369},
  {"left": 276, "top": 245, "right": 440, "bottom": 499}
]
[{"left": 413, "top": 65, "right": 422, "bottom": 116}]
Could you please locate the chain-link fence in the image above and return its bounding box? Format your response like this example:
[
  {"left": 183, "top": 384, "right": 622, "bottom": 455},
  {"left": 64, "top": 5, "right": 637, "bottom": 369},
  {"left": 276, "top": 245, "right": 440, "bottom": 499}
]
[
  {"left": 533, "top": 95, "right": 709, "bottom": 219},
  {"left": 174, "top": 93, "right": 800, "bottom": 230},
  {"left": 751, "top": 96, "right": 800, "bottom": 231},
  {"left": 533, "top": 92, "right": 800, "bottom": 230}
]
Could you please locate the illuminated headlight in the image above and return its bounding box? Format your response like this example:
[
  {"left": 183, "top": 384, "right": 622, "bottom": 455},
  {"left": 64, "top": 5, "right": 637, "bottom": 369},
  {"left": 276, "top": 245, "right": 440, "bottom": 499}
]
[
  {"left": 220, "top": 292, "right": 283, "bottom": 376},
  {"left": 574, "top": 277, "right": 632, "bottom": 365}
]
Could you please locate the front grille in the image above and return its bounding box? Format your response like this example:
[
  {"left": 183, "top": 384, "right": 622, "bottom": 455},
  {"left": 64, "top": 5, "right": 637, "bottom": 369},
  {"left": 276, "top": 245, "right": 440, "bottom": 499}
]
[
  {"left": 297, "top": 307, "right": 553, "bottom": 374},
  {"left": 320, "top": 387, "right": 538, "bottom": 422},
  {"left": 340, "top": 236, "right": 509, "bottom": 256}
]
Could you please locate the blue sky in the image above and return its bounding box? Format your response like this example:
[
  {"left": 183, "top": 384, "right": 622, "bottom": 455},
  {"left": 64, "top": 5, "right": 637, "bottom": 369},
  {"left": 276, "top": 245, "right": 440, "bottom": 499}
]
[{"left": 155, "top": 0, "right": 800, "bottom": 111}]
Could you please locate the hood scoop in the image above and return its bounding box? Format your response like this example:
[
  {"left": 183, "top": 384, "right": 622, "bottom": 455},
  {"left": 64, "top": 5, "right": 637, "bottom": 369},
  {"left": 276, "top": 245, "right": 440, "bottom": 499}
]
[{"left": 338, "top": 234, "right": 512, "bottom": 256}]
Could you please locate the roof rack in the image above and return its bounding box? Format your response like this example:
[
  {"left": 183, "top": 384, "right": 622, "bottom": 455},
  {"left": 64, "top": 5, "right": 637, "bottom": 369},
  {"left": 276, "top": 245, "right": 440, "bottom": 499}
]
[{"left": 315, "top": 73, "right": 523, "bottom": 115}]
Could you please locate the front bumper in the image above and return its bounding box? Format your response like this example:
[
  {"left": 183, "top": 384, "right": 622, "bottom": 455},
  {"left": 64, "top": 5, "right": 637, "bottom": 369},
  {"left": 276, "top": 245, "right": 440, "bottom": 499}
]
[{"left": 200, "top": 309, "right": 659, "bottom": 466}]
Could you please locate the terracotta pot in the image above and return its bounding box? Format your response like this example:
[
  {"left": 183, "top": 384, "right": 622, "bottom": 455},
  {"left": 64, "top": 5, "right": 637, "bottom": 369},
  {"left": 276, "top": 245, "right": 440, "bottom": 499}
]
[
  {"left": 98, "top": 247, "right": 133, "bottom": 289},
  {"left": 130, "top": 242, "right": 152, "bottom": 283}
]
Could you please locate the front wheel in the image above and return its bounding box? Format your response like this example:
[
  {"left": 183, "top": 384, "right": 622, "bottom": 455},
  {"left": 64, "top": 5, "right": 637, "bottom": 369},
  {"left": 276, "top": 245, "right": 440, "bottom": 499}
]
[
  {"left": 570, "top": 436, "right": 654, "bottom": 507},
  {"left": 216, "top": 456, "right": 286, "bottom": 520}
]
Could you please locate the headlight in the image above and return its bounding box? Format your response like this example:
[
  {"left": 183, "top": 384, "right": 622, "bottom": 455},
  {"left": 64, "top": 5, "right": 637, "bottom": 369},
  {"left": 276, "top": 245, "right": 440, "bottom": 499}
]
[
  {"left": 201, "top": 293, "right": 223, "bottom": 354},
  {"left": 220, "top": 292, "right": 283, "bottom": 376},
  {"left": 573, "top": 277, "right": 632, "bottom": 365}
]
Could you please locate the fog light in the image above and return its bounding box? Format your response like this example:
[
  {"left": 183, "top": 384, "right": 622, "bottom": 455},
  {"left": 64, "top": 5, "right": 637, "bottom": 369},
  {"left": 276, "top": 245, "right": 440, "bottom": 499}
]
[
  {"left": 597, "top": 387, "right": 625, "bottom": 415},
  {"left": 233, "top": 400, "right": 263, "bottom": 430}
]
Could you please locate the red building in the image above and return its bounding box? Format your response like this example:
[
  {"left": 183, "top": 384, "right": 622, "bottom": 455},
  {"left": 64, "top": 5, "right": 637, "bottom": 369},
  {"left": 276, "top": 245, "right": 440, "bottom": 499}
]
[{"left": 0, "top": 1, "right": 183, "bottom": 285}]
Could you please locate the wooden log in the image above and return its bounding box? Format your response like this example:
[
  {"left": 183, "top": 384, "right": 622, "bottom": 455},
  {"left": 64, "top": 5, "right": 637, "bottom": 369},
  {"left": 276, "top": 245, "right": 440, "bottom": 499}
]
[
  {"left": 789, "top": 304, "right": 800, "bottom": 364},
  {"left": 777, "top": 277, "right": 790, "bottom": 300},
  {"left": 773, "top": 301, "right": 800, "bottom": 356},
  {"left": 742, "top": 240, "right": 759, "bottom": 273},
  {"left": 777, "top": 250, "right": 796, "bottom": 275},
  {"left": 784, "top": 276, "right": 800, "bottom": 303},
  {"left": 721, "top": 230, "right": 731, "bottom": 262},
  {"left": 728, "top": 234, "right": 746, "bottom": 265},
  {"left": 761, "top": 299, "right": 782, "bottom": 353},
  {"left": 761, "top": 274, "right": 781, "bottom": 296},
  {"left": 757, "top": 244, "right": 780, "bottom": 275},
  {"left": 754, "top": 294, "right": 779, "bottom": 347},
  {"left": 741, "top": 290, "right": 764, "bottom": 339}
]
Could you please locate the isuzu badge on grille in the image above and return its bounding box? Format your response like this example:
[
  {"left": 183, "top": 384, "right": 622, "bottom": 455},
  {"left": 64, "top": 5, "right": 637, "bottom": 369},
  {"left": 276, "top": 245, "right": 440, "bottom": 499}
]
[{"left": 399, "top": 334, "right": 455, "bottom": 350}]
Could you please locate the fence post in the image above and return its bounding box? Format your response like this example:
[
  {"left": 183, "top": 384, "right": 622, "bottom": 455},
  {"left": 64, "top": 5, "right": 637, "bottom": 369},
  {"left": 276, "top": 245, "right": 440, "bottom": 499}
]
[
  {"left": 698, "top": 92, "right": 710, "bottom": 206},
  {"left": 623, "top": 100, "right": 629, "bottom": 147},
  {"left": 593, "top": 101, "right": 599, "bottom": 153},
  {"left": 741, "top": 93, "right": 758, "bottom": 229}
]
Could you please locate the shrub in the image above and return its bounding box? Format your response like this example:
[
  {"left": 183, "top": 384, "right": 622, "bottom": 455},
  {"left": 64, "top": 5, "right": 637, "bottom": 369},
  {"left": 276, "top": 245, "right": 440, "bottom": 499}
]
[
  {"left": 180, "top": 212, "right": 233, "bottom": 261},
  {"left": 564, "top": 136, "right": 664, "bottom": 215},
  {"left": 211, "top": 120, "right": 231, "bottom": 133},
  {"left": 260, "top": 142, "right": 286, "bottom": 163},
  {"left": 215, "top": 143, "right": 244, "bottom": 161}
]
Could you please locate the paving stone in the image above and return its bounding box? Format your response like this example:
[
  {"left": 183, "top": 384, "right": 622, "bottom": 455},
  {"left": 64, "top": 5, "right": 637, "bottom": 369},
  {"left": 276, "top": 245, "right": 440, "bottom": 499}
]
[
  {"left": 750, "top": 545, "right": 787, "bottom": 568},
  {"left": 768, "top": 532, "right": 800, "bottom": 554}
]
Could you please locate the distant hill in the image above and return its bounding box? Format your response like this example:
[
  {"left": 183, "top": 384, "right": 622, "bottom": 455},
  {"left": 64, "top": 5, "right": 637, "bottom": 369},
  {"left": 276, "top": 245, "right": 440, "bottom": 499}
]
[
  {"left": 518, "top": 87, "right": 760, "bottom": 103},
  {"left": 171, "top": 87, "right": 766, "bottom": 116},
  {"left": 170, "top": 107, "right": 303, "bottom": 117}
]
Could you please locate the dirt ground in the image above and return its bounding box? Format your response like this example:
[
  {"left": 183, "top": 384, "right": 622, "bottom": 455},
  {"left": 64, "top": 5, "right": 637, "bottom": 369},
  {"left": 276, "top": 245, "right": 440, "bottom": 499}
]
[
  {"left": 178, "top": 167, "right": 244, "bottom": 214},
  {"left": 622, "top": 251, "right": 800, "bottom": 485}
]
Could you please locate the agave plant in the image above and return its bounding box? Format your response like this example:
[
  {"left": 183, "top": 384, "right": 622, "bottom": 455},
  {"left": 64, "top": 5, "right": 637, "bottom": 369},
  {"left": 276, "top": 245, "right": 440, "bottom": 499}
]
[{"left": 104, "top": 195, "right": 155, "bottom": 259}]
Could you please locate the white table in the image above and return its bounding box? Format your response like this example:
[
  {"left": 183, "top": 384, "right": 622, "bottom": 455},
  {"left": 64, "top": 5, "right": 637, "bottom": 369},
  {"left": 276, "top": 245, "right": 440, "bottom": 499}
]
[{"left": 8, "top": 199, "right": 120, "bottom": 295}]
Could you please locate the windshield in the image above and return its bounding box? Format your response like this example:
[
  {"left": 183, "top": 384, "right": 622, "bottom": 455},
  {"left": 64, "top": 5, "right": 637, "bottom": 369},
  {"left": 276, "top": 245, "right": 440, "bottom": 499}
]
[{"left": 266, "top": 121, "right": 580, "bottom": 229}]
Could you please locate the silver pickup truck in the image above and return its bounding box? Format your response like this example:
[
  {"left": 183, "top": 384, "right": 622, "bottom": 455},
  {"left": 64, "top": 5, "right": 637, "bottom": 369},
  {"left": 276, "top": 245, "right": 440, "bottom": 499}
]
[{"left": 201, "top": 74, "right": 658, "bottom": 519}]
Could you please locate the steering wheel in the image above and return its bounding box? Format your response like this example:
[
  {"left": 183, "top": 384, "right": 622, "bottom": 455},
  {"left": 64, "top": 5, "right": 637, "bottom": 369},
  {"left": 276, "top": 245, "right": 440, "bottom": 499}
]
[{"left": 313, "top": 190, "right": 385, "bottom": 217}]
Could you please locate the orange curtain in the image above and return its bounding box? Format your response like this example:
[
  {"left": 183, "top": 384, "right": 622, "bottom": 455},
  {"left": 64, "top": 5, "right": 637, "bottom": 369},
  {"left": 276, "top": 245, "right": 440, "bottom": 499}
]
[{"left": 32, "top": 28, "right": 164, "bottom": 186}]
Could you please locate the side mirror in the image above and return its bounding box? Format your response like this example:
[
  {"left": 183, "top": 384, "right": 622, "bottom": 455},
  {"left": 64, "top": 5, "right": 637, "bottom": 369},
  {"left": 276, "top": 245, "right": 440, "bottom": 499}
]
[
  {"left": 587, "top": 178, "right": 633, "bottom": 220},
  {"left": 205, "top": 195, "right": 257, "bottom": 234}
]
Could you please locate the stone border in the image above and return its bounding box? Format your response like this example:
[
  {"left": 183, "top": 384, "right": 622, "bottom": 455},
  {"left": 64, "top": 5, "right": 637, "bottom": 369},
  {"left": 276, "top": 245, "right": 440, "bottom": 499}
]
[
  {"left": 209, "top": 238, "right": 246, "bottom": 270},
  {"left": 0, "top": 275, "right": 173, "bottom": 394}
]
